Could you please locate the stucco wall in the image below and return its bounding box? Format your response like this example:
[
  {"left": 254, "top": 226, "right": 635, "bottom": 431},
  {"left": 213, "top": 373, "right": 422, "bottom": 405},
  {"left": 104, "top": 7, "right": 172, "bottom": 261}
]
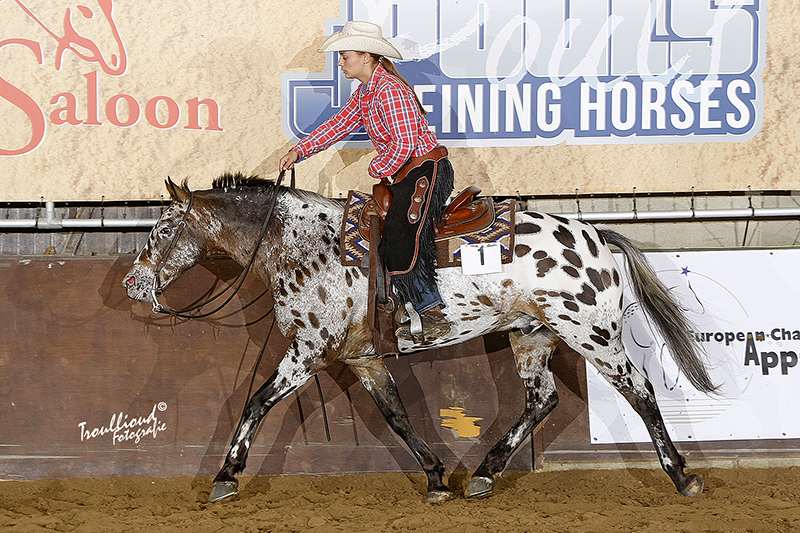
[{"left": 0, "top": 1, "right": 795, "bottom": 200}]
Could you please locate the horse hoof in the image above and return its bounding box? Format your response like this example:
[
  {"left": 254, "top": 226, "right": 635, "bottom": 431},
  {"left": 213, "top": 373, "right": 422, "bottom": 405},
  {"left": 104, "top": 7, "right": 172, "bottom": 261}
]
[
  {"left": 464, "top": 476, "right": 494, "bottom": 499},
  {"left": 679, "top": 474, "right": 704, "bottom": 498},
  {"left": 426, "top": 490, "right": 453, "bottom": 504},
  {"left": 209, "top": 480, "right": 239, "bottom": 503}
]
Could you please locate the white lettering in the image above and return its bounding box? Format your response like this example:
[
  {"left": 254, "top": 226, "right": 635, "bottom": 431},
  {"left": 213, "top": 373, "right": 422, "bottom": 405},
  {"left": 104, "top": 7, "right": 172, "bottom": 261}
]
[
  {"left": 414, "top": 84, "right": 437, "bottom": 133},
  {"left": 537, "top": 83, "right": 561, "bottom": 132},
  {"left": 78, "top": 403, "right": 167, "bottom": 445},
  {"left": 611, "top": 81, "right": 636, "bottom": 131},
  {"left": 726, "top": 79, "right": 751, "bottom": 128},
  {"left": 580, "top": 82, "right": 606, "bottom": 131},
  {"left": 490, "top": 84, "right": 500, "bottom": 132},
  {"left": 458, "top": 84, "right": 484, "bottom": 133},
  {"left": 670, "top": 80, "right": 695, "bottom": 130},
  {"left": 441, "top": 84, "right": 452, "bottom": 134},
  {"left": 413, "top": 84, "right": 436, "bottom": 115},
  {"left": 505, "top": 83, "right": 531, "bottom": 132},
  {"left": 700, "top": 80, "right": 723, "bottom": 128},
  {"left": 642, "top": 81, "right": 666, "bottom": 130}
]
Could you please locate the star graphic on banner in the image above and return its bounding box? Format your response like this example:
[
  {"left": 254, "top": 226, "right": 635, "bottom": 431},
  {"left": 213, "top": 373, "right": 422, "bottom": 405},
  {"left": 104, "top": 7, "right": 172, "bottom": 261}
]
[{"left": 681, "top": 266, "right": 691, "bottom": 276}]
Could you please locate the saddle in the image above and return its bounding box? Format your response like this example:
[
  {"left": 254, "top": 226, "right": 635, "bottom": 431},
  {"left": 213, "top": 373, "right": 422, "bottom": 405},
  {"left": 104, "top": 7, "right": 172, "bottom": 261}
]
[{"left": 358, "top": 183, "right": 495, "bottom": 243}]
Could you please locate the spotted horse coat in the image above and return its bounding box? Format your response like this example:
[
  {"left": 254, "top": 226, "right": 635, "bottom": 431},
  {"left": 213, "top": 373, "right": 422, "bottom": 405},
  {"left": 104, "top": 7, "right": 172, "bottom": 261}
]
[{"left": 123, "top": 174, "right": 714, "bottom": 505}]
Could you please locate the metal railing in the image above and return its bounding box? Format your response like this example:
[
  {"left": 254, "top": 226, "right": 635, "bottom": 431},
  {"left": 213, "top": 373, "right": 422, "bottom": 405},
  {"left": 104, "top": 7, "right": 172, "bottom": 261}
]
[{"left": 0, "top": 189, "right": 798, "bottom": 230}]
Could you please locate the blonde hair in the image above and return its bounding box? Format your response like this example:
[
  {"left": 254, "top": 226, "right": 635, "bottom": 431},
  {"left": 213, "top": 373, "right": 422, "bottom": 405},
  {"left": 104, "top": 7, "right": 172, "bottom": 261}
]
[{"left": 367, "top": 53, "right": 428, "bottom": 115}]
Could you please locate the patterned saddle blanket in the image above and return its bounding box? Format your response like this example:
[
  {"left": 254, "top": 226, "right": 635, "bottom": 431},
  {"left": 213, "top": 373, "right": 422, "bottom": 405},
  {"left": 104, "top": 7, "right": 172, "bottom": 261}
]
[{"left": 340, "top": 190, "right": 516, "bottom": 269}]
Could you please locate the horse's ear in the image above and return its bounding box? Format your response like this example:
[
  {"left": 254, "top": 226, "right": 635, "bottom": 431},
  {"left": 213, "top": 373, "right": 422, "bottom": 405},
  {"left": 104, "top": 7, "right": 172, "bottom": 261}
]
[{"left": 165, "top": 176, "right": 189, "bottom": 201}]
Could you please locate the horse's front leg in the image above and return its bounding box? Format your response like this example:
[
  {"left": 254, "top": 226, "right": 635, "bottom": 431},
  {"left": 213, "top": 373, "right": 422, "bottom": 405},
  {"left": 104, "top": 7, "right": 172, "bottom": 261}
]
[
  {"left": 346, "top": 357, "right": 452, "bottom": 503},
  {"left": 209, "top": 345, "right": 321, "bottom": 503}
]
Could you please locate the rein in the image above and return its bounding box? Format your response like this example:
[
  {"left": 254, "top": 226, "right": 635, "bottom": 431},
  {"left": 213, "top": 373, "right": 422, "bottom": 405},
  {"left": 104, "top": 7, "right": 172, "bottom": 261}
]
[
  {"left": 150, "top": 169, "right": 295, "bottom": 318},
  {"left": 147, "top": 168, "right": 331, "bottom": 441}
]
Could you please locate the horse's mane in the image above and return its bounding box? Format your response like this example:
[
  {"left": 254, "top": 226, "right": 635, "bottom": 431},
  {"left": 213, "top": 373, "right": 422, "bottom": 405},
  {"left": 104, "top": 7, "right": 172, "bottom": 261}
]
[
  {"left": 211, "top": 172, "right": 272, "bottom": 190},
  {"left": 198, "top": 171, "right": 344, "bottom": 210}
]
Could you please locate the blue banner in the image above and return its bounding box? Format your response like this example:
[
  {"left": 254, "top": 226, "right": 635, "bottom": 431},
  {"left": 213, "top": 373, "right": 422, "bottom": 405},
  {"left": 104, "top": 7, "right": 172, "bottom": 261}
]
[{"left": 282, "top": 0, "right": 765, "bottom": 147}]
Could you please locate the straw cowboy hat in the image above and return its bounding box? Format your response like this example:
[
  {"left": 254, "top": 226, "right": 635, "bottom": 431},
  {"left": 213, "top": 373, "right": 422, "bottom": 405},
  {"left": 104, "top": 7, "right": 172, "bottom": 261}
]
[{"left": 318, "top": 20, "right": 403, "bottom": 60}]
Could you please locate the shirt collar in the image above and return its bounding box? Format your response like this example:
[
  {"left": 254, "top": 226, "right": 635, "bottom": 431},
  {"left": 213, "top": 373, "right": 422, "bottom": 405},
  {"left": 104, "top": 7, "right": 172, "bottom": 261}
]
[{"left": 362, "top": 62, "right": 386, "bottom": 96}]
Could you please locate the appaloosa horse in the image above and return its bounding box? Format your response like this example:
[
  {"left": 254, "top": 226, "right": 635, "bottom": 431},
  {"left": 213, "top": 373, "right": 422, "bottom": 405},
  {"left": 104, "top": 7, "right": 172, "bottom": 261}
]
[{"left": 124, "top": 173, "right": 714, "bottom": 504}]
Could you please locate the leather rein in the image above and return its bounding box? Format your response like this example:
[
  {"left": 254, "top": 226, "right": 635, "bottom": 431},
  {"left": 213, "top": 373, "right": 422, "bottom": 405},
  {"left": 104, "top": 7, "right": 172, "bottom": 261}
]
[
  {"left": 147, "top": 166, "right": 332, "bottom": 442},
  {"left": 150, "top": 168, "right": 295, "bottom": 318}
]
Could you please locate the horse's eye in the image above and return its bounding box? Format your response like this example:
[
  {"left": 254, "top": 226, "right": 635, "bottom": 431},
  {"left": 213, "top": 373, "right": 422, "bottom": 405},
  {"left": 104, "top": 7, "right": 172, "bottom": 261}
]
[{"left": 159, "top": 226, "right": 173, "bottom": 237}]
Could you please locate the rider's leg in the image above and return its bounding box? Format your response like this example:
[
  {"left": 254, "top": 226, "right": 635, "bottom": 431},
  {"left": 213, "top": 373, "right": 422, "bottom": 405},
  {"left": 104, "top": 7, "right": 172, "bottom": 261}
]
[
  {"left": 410, "top": 267, "right": 445, "bottom": 314},
  {"left": 395, "top": 263, "right": 451, "bottom": 341},
  {"left": 382, "top": 157, "right": 454, "bottom": 341}
]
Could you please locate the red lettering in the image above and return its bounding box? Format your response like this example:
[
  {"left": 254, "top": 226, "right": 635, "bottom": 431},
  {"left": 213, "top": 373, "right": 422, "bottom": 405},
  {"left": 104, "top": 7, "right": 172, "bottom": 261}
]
[
  {"left": 84, "top": 71, "right": 102, "bottom": 125},
  {"left": 145, "top": 96, "right": 180, "bottom": 129},
  {"left": 105, "top": 94, "right": 140, "bottom": 127},
  {"left": 185, "top": 97, "right": 223, "bottom": 131},
  {"left": 0, "top": 39, "right": 45, "bottom": 156},
  {"left": 50, "top": 93, "right": 82, "bottom": 125}
]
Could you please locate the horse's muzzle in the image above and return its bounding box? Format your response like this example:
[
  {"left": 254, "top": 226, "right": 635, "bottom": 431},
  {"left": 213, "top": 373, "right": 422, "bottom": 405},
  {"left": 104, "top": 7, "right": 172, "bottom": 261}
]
[{"left": 122, "top": 267, "right": 154, "bottom": 302}]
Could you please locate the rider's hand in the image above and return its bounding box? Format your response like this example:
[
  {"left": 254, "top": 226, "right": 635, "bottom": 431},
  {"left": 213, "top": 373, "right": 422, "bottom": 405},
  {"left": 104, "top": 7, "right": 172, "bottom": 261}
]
[{"left": 279, "top": 150, "right": 299, "bottom": 171}]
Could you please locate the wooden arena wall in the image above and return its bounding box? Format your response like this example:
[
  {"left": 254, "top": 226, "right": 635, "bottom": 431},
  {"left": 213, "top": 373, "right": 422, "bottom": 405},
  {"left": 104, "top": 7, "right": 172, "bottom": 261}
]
[{"left": 1, "top": 255, "right": 797, "bottom": 482}]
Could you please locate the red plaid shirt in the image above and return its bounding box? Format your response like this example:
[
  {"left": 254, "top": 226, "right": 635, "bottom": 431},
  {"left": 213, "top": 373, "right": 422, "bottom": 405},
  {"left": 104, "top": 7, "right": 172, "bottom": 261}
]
[{"left": 293, "top": 63, "right": 439, "bottom": 179}]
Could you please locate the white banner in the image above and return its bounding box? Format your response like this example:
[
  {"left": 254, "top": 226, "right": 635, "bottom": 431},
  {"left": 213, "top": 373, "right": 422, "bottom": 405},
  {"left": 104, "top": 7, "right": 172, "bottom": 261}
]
[{"left": 588, "top": 249, "right": 800, "bottom": 444}]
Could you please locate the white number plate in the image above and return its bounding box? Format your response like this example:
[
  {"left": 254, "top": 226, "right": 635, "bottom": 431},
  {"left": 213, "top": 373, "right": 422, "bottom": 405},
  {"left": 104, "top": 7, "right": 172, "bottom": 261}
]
[{"left": 460, "top": 243, "right": 502, "bottom": 275}]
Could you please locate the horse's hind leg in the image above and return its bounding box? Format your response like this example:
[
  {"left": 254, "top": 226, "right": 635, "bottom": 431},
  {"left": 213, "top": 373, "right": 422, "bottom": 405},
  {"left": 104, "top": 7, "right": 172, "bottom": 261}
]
[
  {"left": 465, "top": 327, "right": 560, "bottom": 499},
  {"left": 586, "top": 340, "right": 703, "bottom": 497},
  {"left": 346, "top": 357, "right": 452, "bottom": 503}
]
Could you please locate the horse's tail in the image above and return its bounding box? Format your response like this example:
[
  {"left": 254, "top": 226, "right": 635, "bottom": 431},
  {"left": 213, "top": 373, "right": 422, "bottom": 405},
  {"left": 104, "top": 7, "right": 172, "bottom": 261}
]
[{"left": 599, "top": 228, "right": 717, "bottom": 394}]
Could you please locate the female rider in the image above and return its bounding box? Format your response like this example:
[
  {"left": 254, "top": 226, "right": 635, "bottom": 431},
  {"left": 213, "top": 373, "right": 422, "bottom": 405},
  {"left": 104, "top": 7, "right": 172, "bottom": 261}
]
[{"left": 279, "top": 20, "right": 454, "bottom": 342}]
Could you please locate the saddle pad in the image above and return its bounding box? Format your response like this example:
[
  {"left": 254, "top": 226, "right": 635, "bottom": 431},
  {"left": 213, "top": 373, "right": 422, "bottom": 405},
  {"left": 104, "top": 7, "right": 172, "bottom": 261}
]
[
  {"left": 341, "top": 190, "right": 372, "bottom": 267},
  {"left": 436, "top": 199, "right": 515, "bottom": 268},
  {"left": 340, "top": 190, "right": 515, "bottom": 268}
]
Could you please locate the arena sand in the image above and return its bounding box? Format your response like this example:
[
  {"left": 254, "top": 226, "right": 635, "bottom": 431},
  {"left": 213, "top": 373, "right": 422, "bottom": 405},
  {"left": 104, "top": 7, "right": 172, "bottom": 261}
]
[{"left": 2, "top": 467, "right": 799, "bottom": 532}]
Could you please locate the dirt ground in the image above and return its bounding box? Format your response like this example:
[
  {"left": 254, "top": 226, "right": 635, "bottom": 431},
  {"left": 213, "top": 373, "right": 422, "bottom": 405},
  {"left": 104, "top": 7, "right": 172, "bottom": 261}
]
[{"left": 1, "top": 466, "right": 799, "bottom": 532}]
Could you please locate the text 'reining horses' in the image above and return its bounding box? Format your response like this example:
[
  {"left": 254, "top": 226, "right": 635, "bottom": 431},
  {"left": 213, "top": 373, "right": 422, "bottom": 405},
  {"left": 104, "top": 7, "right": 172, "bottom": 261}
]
[{"left": 124, "top": 173, "right": 715, "bottom": 503}]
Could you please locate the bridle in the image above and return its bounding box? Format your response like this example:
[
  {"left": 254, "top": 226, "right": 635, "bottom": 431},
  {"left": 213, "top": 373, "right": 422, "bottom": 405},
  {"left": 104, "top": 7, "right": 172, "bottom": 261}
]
[
  {"left": 145, "top": 167, "right": 330, "bottom": 442},
  {"left": 149, "top": 169, "right": 294, "bottom": 318},
  {"left": 150, "top": 190, "right": 196, "bottom": 313}
]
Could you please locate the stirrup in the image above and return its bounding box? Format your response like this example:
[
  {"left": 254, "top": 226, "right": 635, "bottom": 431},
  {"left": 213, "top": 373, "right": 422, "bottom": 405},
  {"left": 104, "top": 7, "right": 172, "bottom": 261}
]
[
  {"left": 395, "top": 303, "right": 451, "bottom": 342},
  {"left": 406, "top": 302, "right": 423, "bottom": 336}
]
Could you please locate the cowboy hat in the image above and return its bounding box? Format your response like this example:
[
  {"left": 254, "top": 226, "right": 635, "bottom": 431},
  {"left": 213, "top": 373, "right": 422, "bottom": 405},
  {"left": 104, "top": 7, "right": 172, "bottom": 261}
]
[{"left": 318, "top": 20, "right": 403, "bottom": 60}]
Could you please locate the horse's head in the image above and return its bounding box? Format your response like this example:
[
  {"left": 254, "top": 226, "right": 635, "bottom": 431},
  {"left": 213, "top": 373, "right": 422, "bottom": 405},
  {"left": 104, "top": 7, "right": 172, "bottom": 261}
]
[{"left": 123, "top": 178, "right": 208, "bottom": 303}]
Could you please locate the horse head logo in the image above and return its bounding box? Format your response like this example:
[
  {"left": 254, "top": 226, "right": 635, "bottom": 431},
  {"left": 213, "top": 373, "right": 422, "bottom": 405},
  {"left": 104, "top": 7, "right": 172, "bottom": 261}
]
[{"left": 7, "top": 0, "right": 127, "bottom": 75}]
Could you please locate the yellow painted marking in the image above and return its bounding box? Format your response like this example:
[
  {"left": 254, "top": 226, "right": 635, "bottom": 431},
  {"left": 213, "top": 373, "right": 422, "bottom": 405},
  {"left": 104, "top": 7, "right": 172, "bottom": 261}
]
[{"left": 440, "top": 407, "right": 483, "bottom": 438}]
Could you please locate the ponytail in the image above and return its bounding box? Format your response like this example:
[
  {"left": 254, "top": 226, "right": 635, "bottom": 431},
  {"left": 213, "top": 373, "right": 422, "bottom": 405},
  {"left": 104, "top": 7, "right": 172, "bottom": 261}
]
[{"left": 369, "top": 54, "right": 428, "bottom": 115}]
